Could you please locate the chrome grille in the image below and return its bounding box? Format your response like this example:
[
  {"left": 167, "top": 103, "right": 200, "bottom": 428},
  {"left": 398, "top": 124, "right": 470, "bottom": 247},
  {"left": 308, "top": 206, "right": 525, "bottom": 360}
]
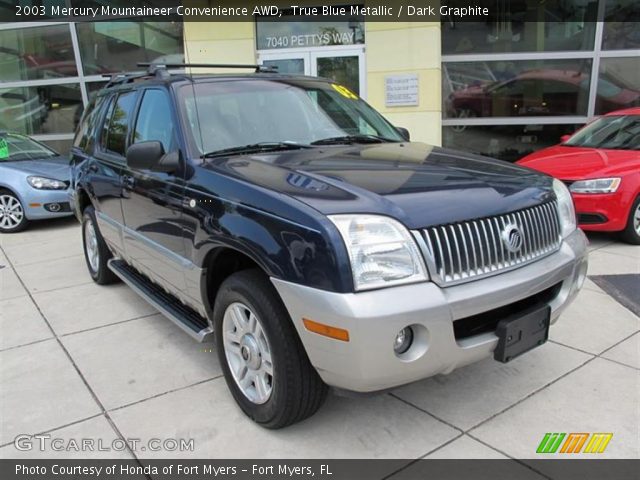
[{"left": 414, "top": 201, "right": 562, "bottom": 286}]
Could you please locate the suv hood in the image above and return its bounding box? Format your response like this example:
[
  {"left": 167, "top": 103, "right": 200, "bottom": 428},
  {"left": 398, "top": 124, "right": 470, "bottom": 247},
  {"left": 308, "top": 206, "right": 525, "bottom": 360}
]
[
  {"left": 1, "top": 157, "right": 70, "bottom": 181},
  {"left": 203, "top": 142, "right": 553, "bottom": 229}
]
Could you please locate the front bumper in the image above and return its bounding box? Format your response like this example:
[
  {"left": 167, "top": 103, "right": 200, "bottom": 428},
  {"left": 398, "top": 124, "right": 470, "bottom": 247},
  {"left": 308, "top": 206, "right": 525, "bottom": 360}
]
[
  {"left": 572, "top": 191, "right": 629, "bottom": 232},
  {"left": 21, "top": 189, "right": 73, "bottom": 220},
  {"left": 272, "top": 229, "right": 588, "bottom": 393}
]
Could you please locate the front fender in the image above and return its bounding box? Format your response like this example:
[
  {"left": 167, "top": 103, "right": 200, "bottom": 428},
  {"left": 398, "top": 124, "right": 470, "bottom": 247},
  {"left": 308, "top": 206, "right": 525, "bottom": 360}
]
[{"left": 191, "top": 208, "right": 348, "bottom": 292}]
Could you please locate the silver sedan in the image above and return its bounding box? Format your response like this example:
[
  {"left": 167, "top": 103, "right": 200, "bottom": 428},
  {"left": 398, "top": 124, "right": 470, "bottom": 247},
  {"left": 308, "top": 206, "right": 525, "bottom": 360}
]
[{"left": 0, "top": 133, "right": 73, "bottom": 233}]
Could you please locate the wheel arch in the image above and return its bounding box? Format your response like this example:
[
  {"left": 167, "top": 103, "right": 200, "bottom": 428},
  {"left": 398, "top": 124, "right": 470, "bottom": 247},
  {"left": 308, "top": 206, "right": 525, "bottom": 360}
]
[
  {"left": 0, "top": 183, "right": 26, "bottom": 212},
  {"left": 201, "top": 246, "right": 272, "bottom": 319},
  {"left": 74, "top": 186, "right": 91, "bottom": 220},
  {"left": 0, "top": 183, "right": 29, "bottom": 227},
  {"left": 0, "top": 181, "right": 27, "bottom": 204}
]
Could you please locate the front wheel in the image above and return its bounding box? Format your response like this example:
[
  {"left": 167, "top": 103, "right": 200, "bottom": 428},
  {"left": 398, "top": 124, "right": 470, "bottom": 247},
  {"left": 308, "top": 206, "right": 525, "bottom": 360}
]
[
  {"left": 620, "top": 196, "right": 640, "bottom": 245},
  {"left": 214, "top": 269, "right": 328, "bottom": 429},
  {"left": 0, "top": 190, "right": 28, "bottom": 233},
  {"left": 82, "top": 206, "right": 119, "bottom": 284}
]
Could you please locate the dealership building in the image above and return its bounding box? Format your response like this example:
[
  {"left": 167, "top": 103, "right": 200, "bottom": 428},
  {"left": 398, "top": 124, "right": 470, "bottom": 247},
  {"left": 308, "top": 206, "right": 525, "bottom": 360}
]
[{"left": 0, "top": 0, "right": 638, "bottom": 161}]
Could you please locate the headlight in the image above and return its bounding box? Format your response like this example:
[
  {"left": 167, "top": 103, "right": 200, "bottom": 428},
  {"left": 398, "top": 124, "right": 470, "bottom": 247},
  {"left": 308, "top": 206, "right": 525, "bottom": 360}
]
[
  {"left": 552, "top": 179, "right": 577, "bottom": 238},
  {"left": 27, "top": 176, "right": 67, "bottom": 190},
  {"left": 569, "top": 177, "right": 621, "bottom": 194},
  {"left": 329, "top": 214, "right": 428, "bottom": 291}
]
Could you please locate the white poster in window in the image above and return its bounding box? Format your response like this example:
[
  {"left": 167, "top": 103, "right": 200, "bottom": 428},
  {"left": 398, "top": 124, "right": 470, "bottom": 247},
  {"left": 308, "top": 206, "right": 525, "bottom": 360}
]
[{"left": 385, "top": 74, "right": 419, "bottom": 107}]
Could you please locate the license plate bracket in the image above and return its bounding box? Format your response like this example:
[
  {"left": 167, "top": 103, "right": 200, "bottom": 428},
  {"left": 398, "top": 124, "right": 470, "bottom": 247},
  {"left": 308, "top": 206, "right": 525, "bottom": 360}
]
[{"left": 494, "top": 305, "right": 550, "bottom": 363}]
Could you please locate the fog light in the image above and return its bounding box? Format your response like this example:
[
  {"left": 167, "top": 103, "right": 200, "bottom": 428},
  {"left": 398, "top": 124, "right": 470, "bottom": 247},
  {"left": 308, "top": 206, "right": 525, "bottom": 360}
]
[{"left": 394, "top": 327, "right": 413, "bottom": 354}]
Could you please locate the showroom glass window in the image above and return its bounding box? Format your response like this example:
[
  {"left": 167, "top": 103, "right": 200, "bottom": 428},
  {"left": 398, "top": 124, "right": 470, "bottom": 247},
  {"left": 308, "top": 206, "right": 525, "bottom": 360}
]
[
  {"left": 596, "top": 57, "right": 640, "bottom": 114},
  {"left": 441, "top": 1, "right": 597, "bottom": 55},
  {"left": 0, "top": 17, "right": 183, "bottom": 156},
  {"left": 441, "top": 0, "right": 640, "bottom": 162},
  {"left": 0, "top": 25, "right": 77, "bottom": 81},
  {"left": 602, "top": 0, "right": 640, "bottom": 50},
  {"left": 443, "top": 59, "right": 593, "bottom": 119},
  {"left": 75, "top": 22, "right": 184, "bottom": 75}
]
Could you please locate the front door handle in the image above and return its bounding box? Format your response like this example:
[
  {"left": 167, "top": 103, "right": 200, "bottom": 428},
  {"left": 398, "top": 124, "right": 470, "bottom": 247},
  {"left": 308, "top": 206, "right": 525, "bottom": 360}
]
[{"left": 122, "top": 175, "right": 135, "bottom": 190}]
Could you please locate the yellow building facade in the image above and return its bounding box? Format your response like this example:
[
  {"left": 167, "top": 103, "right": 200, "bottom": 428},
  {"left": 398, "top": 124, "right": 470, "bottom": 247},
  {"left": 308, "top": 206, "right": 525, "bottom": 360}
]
[{"left": 183, "top": 21, "right": 442, "bottom": 146}]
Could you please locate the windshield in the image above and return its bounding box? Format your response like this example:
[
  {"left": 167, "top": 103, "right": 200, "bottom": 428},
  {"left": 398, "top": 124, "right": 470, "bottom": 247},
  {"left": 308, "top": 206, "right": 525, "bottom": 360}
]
[
  {"left": 0, "top": 133, "right": 58, "bottom": 162},
  {"left": 178, "top": 79, "right": 404, "bottom": 157},
  {"left": 564, "top": 115, "right": 640, "bottom": 150}
]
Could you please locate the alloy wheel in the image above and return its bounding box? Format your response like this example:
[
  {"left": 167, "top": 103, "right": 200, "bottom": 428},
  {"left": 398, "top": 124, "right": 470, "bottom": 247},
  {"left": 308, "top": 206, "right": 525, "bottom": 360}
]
[
  {"left": 0, "top": 194, "right": 24, "bottom": 230},
  {"left": 222, "top": 302, "right": 274, "bottom": 404},
  {"left": 634, "top": 203, "right": 640, "bottom": 236},
  {"left": 84, "top": 220, "right": 100, "bottom": 273}
]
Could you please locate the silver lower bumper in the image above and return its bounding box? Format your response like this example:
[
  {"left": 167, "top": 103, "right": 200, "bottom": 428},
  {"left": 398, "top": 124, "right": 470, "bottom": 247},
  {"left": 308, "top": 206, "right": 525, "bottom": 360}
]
[{"left": 271, "top": 229, "right": 588, "bottom": 392}]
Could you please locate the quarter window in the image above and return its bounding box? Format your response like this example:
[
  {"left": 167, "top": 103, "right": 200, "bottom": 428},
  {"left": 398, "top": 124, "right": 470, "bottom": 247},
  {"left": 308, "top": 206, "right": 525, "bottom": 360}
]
[{"left": 133, "top": 90, "right": 175, "bottom": 152}]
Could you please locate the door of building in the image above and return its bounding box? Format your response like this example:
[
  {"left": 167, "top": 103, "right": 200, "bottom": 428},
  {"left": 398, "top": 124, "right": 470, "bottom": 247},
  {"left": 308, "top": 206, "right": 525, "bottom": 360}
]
[{"left": 258, "top": 47, "right": 366, "bottom": 98}]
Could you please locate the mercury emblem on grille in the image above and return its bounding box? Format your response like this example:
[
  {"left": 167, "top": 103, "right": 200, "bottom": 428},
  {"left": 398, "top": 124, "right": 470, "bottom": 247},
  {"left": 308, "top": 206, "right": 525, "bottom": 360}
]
[{"left": 502, "top": 223, "right": 524, "bottom": 253}]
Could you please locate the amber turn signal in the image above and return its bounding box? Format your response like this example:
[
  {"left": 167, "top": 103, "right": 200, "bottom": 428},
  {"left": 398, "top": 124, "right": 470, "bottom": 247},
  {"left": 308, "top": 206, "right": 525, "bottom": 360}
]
[{"left": 302, "top": 318, "right": 350, "bottom": 342}]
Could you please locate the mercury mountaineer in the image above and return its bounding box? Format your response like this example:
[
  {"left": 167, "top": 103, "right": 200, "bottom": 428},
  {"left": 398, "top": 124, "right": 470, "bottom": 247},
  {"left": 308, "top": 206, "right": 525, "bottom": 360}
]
[{"left": 72, "top": 63, "right": 588, "bottom": 428}]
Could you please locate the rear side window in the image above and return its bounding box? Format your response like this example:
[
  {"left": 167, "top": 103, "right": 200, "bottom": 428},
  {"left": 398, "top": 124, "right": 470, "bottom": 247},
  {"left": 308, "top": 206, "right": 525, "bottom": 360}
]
[
  {"left": 133, "top": 89, "right": 175, "bottom": 153},
  {"left": 104, "top": 91, "right": 137, "bottom": 156},
  {"left": 100, "top": 96, "right": 115, "bottom": 152},
  {"left": 73, "top": 95, "right": 105, "bottom": 153}
]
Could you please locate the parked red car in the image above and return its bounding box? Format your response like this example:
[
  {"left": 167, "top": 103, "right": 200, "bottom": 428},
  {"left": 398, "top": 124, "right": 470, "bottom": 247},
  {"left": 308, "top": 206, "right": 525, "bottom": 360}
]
[{"left": 518, "top": 108, "right": 640, "bottom": 244}]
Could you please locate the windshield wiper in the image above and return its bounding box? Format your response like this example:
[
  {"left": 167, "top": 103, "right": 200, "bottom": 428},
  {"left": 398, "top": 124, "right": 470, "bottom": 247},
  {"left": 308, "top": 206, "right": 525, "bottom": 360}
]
[
  {"left": 310, "top": 134, "right": 397, "bottom": 146},
  {"left": 202, "top": 141, "right": 311, "bottom": 159}
]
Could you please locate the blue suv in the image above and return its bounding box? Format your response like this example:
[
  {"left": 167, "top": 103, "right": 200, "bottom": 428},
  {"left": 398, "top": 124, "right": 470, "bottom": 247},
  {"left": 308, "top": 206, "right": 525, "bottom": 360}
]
[{"left": 72, "top": 63, "right": 588, "bottom": 428}]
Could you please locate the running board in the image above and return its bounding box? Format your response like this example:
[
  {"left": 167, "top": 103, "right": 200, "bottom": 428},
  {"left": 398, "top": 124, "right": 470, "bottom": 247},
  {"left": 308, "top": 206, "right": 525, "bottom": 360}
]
[{"left": 108, "top": 259, "right": 213, "bottom": 342}]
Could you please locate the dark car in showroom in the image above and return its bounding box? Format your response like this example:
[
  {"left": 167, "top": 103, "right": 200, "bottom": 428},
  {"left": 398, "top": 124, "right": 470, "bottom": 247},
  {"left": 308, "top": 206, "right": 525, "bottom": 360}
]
[
  {"left": 71, "top": 64, "right": 588, "bottom": 428},
  {"left": 447, "top": 69, "right": 639, "bottom": 119}
]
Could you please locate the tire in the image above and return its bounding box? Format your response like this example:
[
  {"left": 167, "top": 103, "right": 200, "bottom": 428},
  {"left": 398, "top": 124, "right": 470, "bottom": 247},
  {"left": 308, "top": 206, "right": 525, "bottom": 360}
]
[
  {"left": 620, "top": 196, "right": 640, "bottom": 245},
  {"left": 214, "top": 269, "right": 328, "bottom": 429},
  {"left": 0, "top": 189, "right": 28, "bottom": 233},
  {"left": 82, "top": 206, "right": 119, "bottom": 284}
]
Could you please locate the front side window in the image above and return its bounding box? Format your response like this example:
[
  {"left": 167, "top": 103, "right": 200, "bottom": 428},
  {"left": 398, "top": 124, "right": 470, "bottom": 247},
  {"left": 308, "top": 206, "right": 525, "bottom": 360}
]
[
  {"left": 564, "top": 115, "right": 640, "bottom": 150},
  {"left": 105, "top": 91, "right": 137, "bottom": 156},
  {"left": 179, "top": 79, "right": 403, "bottom": 156},
  {"left": 133, "top": 89, "right": 175, "bottom": 152}
]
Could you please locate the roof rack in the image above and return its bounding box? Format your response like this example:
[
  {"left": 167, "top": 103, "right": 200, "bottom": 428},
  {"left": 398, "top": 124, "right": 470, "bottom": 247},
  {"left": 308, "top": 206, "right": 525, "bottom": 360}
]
[
  {"left": 100, "top": 62, "right": 279, "bottom": 90},
  {"left": 101, "top": 72, "right": 150, "bottom": 89},
  {"left": 137, "top": 62, "right": 278, "bottom": 73}
]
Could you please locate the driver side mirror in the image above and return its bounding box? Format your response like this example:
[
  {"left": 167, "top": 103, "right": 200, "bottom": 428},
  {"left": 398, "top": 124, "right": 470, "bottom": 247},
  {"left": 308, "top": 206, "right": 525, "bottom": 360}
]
[
  {"left": 126, "top": 141, "right": 179, "bottom": 173},
  {"left": 396, "top": 127, "right": 411, "bottom": 141},
  {"left": 560, "top": 134, "right": 572, "bottom": 143}
]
